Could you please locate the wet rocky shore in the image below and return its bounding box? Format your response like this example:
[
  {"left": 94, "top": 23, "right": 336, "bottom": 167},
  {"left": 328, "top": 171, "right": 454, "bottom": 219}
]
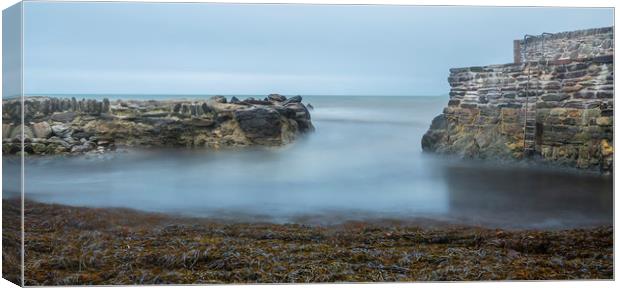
[
  {"left": 2, "top": 199, "right": 613, "bottom": 285},
  {"left": 2, "top": 94, "right": 314, "bottom": 156}
]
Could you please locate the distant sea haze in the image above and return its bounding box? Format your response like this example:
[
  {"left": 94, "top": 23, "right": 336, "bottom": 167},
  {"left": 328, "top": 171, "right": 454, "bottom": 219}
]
[{"left": 4, "top": 95, "right": 612, "bottom": 228}]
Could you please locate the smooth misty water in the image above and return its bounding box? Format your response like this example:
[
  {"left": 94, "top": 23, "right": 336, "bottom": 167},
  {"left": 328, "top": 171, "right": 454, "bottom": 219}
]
[{"left": 3, "top": 96, "right": 613, "bottom": 228}]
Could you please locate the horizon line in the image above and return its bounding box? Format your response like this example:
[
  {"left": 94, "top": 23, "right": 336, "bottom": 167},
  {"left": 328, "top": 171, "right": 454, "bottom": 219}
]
[{"left": 21, "top": 93, "right": 448, "bottom": 97}]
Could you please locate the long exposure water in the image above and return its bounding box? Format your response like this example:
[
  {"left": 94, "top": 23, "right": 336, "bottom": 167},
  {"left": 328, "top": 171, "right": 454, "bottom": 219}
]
[{"left": 3, "top": 96, "right": 613, "bottom": 228}]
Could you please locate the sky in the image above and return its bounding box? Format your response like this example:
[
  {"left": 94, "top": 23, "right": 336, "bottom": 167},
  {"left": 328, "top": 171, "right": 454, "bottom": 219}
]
[{"left": 15, "top": 2, "right": 615, "bottom": 96}]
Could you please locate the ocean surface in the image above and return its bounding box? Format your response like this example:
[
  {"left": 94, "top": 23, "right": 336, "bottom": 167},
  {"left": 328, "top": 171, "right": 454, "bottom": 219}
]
[{"left": 3, "top": 95, "right": 613, "bottom": 228}]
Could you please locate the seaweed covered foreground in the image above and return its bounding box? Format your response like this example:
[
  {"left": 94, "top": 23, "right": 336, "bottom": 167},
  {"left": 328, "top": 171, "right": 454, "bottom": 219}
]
[{"left": 3, "top": 199, "right": 613, "bottom": 285}]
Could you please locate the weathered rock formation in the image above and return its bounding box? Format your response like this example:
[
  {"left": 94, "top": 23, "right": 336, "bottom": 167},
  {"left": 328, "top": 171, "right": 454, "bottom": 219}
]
[
  {"left": 423, "top": 27, "right": 614, "bottom": 172},
  {"left": 2, "top": 94, "right": 314, "bottom": 155}
]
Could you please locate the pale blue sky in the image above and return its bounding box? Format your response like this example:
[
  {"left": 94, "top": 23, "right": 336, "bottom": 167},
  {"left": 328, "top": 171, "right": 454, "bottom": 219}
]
[{"left": 21, "top": 2, "right": 613, "bottom": 96}]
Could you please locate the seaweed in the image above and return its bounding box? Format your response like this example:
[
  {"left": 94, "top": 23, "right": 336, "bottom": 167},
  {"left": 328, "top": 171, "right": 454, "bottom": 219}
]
[{"left": 2, "top": 199, "right": 612, "bottom": 285}]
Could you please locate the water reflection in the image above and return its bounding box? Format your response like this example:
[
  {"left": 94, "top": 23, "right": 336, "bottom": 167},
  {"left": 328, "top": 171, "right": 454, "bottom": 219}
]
[{"left": 442, "top": 163, "right": 612, "bottom": 228}]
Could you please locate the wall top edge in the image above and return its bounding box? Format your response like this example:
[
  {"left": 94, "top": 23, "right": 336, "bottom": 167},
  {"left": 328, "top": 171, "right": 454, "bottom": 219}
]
[
  {"left": 517, "top": 26, "right": 613, "bottom": 43},
  {"left": 449, "top": 54, "right": 613, "bottom": 73}
]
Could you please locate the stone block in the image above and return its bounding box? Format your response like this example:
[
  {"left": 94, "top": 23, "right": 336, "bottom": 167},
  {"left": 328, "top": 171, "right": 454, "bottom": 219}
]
[{"left": 541, "top": 93, "right": 569, "bottom": 102}]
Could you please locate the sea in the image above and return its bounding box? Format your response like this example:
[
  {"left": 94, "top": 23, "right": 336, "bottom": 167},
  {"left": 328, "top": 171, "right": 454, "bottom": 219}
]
[{"left": 2, "top": 95, "right": 613, "bottom": 228}]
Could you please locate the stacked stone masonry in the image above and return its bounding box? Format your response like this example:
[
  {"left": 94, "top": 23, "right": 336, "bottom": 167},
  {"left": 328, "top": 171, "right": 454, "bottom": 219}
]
[
  {"left": 516, "top": 27, "right": 613, "bottom": 63},
  {"left": 423, "top": 26, "right": 614, "bottom": 172}
]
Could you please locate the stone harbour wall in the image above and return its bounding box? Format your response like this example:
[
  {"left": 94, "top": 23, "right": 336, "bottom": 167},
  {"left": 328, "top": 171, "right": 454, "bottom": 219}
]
[
  {"left": 515, "top": 27, "right": 613, "bottom": 63},
  {"left": 422, "top": 55, "right": 613, "bottom": 172},
  {"left": 2, "top": 94, "right": 314, "bottom": 156}
]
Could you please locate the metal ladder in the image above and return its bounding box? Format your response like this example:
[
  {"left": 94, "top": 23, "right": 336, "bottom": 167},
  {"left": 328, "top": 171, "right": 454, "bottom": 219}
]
[{"left": 522, "top": 32, "right": 551, "bottom": 156}]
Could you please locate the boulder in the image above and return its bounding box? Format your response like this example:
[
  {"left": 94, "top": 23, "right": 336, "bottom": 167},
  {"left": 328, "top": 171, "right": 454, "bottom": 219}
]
[
  {"left": 282, "top": 95, "right": 302, "bottom": 105},
  {"left": 51, "top": 111, "right": 77, "bottom": 123},
  {"left": 234, "top": 108, "right": 282, "bottom": 140},
  {"left": 32, "top": 122, "right": 52, "bottom": 138},
  {"left": 201, "top": 103, "right": 213, "bottom": 113},
  {"left": 51, "top": 124, "right": 73, "bottom": 138},
  {"left": 421, "top": 114, "right": 449, "bottom": 152},
  {"left": 172, "top": 103, "right": 182, "bottom": 113},
  {"left": 71, "top": 141, "right": 95, "bottom": 153},
  {"left": 284, "top": 103, "right": 314, "bottom": 132},
  {"left": 9, "top": 124, "right": 34, "bottom": 140},
  {"left": 32, "top": 143, "right": 47, "bottom": 154},
  {"left": 284, "top": 102, "right": 311, "bottom": 120},
  {"left": 209, "top": 95, "right": 227, "bottom": 103},
  {"left": 230, "top": 96, "right": 240, "bottom": 103},
  {"left": 102, "top": 98, "right": 110, "bottom": 112},
  {"left": 268, "top": 94, "right": 287, "bottom": 102},
  {"left": 242, "top": 99, "right": 272, "bottom": 105},
  {"left": 72, "top": 130, "right": 94, "bottom": 140},
  {"left": 2, "top": 124, "right": 12, "bottom": 139}
]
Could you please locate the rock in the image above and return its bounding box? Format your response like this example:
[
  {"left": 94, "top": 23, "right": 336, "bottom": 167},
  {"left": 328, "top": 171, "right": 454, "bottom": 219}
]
[
  {"left": 3, "top": 96, "right": 315, "bottom": 155},
  {"left": 597, "top": 91, "right": 613, "bottom": 98},
  {"left": 51, "top": 124, "right": 73, "bottom": 138},
  {"left": 102, "top": 98, "right": 110, "bottom": 112},
  {"left": 282, "top": 95, "right": 302, "bottom": 105},
  {"left": 421, "top": 115, "right": 448, "bottom": 152},
  {"left": 596, "top": 117, "right": 612, "bottom": 126},
  {"left": 230, "top": 96, "right": 240, "bottom": 103},
  {"left": 173, "top": 103, "right": 182, "bottom": 113},
  {"left": 273, "top": 106, "right": 296, "bottom": 118},
  {"left": 2, "top": 124, "right": 13, "bottom": 139},
  {"left": 31, "top": 122, "right": 52, "bottom": 138},
  {"left": 3, "top": 143, "right": 19, "bottom": 154},
  {"left": 71, "top": 141, "right": 95, "bottom": 153},
  {"left": 282, "top": 103, "right": 313, "bottom": 132},
  {"left": 70, "top": 97, "right": 78, "bottom": 111},
  {"left": 284, "top": 103, "right": 311, "bottom": 120},
  {"left": 9, "top": 124, "right": 34, "bottom": 140},
  {"left": 268, "top": 94, "right": 287, "bottom": 102},
  {"left": 32, "top": 143, "right": 47, "bottom": 154},
  {"left": 601, "top": 139, "right": 613, "bottom": 157},
  {"left": 541, "top": 94, "right": 569, "bottom": 102},
  {"left": 242, "top": 99, "right": 272, "bottom": 105},
  {"left": 64, "top": 137, "right": 78, "bottom": 145},
  {"left": 201, "top": 103, "right": 213, "bottom": 114},
  {"left": 51, "top": 111, "right": 77, "bottom": 123},
  {"left": 307, "top": 103, "right": 314, "bottom": 110},
  {"left": 429, "top": 114, "right": 447, "bottom": 130},
  {"left": 209, "top": 95, "right": 227, "bottom": 103},
  {"left": 234, "top": 108, "right": 282, "bottom": 141},
  {"left": 54, "top": 146, "right": 68, "bottom": 154}
]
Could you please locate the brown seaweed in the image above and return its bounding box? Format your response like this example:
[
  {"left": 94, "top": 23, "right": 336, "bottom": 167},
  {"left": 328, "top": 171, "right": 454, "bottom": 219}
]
[{"left": 2, "top": 199, "right": 612, "bottom": 285}]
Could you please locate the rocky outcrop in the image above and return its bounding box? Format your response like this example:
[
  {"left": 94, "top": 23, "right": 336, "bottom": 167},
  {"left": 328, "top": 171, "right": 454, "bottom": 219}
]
[
  {"left": 2, "top": 95, "right": 314, "bottom": 155},
  {"left": 423, "top": 27, "right": 614, "bottom": 173}
]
